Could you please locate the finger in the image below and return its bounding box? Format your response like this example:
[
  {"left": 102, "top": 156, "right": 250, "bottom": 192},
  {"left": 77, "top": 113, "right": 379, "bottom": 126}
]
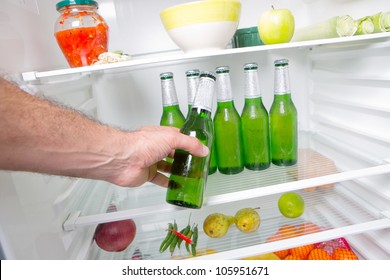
[
  {"left": 173, "top": 134, "right": 209, "bottom": 158},
  {"left": 157, "top": 160, "right": 172, "bottom": 173},
  {"left": 149, "top": 172, "right": 169, "bottom": 188}
]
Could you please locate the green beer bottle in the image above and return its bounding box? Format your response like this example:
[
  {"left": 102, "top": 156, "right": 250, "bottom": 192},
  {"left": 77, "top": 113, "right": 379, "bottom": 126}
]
[
  {"left": 269, "top": 59, "right": 298, "bottom": 166},
  {"left": 185, "top": 69, "right": 200, "bottom": 118},
  {"left": 159, "top": 72, "right": 186, "bottom": 129},
  {"left": 208, "top": 137, "right": 217, "bottom": 175},
  {"left": 241, "top": 63, "right": 270, "bottom": 171},
  {"left": 166, "top": 71, "right": 216, "bottom": 209},
  {"left": 214, "top": 66, "right": 244, "bottom": 175}
]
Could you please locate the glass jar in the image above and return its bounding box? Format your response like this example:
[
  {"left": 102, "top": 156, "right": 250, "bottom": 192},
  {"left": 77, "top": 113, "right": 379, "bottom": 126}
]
[{"left": 54, "top": 0, "right": 109, "bottom": 68}]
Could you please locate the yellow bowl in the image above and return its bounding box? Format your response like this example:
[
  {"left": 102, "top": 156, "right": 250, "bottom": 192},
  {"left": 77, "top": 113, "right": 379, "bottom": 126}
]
[{"left": 160, "top": 0, "right": 241, "bottom": 53}]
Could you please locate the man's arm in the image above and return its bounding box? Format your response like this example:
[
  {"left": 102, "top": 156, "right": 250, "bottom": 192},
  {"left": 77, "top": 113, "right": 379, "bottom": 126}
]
[{"left": 0, "top": 76, "right": 208, "bottom": 187}]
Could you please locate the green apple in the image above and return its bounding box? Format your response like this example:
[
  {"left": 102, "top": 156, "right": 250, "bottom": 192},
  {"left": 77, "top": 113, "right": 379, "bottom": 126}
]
[{"left": 258, "top": 6, "right": 295, "bottom": 44}]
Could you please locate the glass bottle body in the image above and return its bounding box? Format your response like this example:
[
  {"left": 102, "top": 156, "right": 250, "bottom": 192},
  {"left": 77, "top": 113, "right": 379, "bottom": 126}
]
[
  {"left": 166, "top": 108, "right": 213, "bottom": 208},
  {"left": 241, "top": 97, "right": 270, "bottom": 170},
  {"left": 208, "top": 136, "right": 217, "bottom": 175},
  {"left": 270, "top": 94, "right": 297, "bottom": 166},
  {"left": 166, "top": 72, "right": 215, "bottom": 209},
  {"left": 214, "top": 101, "right": 244, "bottom": 174},
  {"left": 270, "top": 59, "right": 297, "bottom": 166}
]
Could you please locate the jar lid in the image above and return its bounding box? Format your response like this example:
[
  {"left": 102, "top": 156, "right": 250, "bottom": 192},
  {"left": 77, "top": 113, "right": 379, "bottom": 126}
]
[{"left": 56, "top": 0, "right": 98, "bottom": 10}]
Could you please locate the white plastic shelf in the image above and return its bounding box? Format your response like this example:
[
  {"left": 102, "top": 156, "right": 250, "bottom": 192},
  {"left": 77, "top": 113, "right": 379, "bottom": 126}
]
[{"left": 22, "top": 33, "right": 390, "bottom": 83}]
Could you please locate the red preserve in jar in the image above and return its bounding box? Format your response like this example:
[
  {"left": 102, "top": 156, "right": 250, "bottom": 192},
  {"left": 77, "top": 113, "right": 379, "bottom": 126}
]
[{"left": 54, "top": 0, "right": 109, "bottom": 67}]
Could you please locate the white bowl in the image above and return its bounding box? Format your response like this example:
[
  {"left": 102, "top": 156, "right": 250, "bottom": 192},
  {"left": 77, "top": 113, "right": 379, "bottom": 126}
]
[{"left": 160, "top": 0, "right": 241, "bottom": 53}]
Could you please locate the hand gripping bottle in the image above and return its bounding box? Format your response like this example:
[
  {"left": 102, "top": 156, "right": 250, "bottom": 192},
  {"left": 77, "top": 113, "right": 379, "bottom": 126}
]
[{"left": 166, "top": 71, "right": 216, "bottom": 208}]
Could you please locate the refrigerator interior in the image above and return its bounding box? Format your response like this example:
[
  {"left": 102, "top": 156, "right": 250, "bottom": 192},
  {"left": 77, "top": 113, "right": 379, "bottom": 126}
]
[{"left": 0, "top": 0, "right": 390, "bottom": 260}]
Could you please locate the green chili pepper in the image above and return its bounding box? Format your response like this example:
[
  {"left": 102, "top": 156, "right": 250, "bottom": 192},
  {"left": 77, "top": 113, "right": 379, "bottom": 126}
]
[
  {"left": 185, "top": 230, "right": 193, "bottom": 254},
  {"left": 191, "top": 225, "right": 198, "bottom": 257},
  {"left": 169, "top": 235, "right": 179, "bottom": 255},
  {"left": 159, "top": 223, "right": 173, "bottom": 253},
  {"left": 160, "top": 221, "right": 177, "bottom": 253},
  {"left": 177, "top": 225, "right": 191, "bottom": 248}
]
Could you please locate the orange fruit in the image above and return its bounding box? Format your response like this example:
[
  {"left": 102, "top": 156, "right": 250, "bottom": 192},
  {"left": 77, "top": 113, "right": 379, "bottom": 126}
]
[
  {"left": 307, "top": 248, "right": 332, "bottom": 260},
  {"left": 278, "top": 192, "right": 305, "bottom": 218},
  {"left": 290, "top": 244, "right": 315, "bottom": 259},
  {"left": 267, "top": 234, "right": 290, "bottom": 259},
  {"left": 278, "top": 225, "right": 300, "bottom": 239},
  {"left": 284, "top": 254, "right": 303, "bottom": 260},
  {"left": 274, "top": 249, "right": 290, "bottom": 259},
  {"left": 297, "top": 222, "right": 321, "bottom": 235},
  {"left": 267, "top": 233, "right": 282, "bottom": 242},
  {"left": 332, "top": 248, "right": 359, "bottom": 260}
]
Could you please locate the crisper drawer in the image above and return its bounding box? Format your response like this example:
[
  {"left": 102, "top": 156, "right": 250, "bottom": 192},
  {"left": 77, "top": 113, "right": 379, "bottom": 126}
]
[{"left": 86, "top": 183, "right": 390, "bottom": 260}]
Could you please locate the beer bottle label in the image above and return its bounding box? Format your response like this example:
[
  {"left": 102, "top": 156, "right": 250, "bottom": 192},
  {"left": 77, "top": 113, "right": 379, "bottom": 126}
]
[
  {"left": 161, "top": 78, "right": 179, "bottom": 106},
  {"left": 186, "top": 69, "right": 200, "bottom": 106},
  {"left": 274, "top": 65, "right": 291, "bottom": 95},
  {"left": 216, "top": 72, "right": 234, "bottom": 102},
  {"left": 244, "top": 69, "right": 261, "bottom": 99},
  {"left": 192, "top": 76, "right": 215, "bottom": 112}
]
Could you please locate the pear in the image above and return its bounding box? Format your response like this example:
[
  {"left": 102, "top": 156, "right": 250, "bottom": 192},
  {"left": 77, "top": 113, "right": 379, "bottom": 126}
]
[
  {"left": 234, "top": 208, "right": 260, "bottom": 233},
  {"left": 203, "top": 213, "right": 235, "bottom": 238}
]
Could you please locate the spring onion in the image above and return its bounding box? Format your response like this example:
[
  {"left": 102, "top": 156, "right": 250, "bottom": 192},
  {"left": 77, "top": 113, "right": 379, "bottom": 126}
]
[
  {"left": 293, "top": 15, "right": 357, "bottom": 42},
  {"left": 354, "top": 16, "right": 375, "bottom": 35},
  {"left": 371, "top": 12, "right": 390, "bottom": 32}
]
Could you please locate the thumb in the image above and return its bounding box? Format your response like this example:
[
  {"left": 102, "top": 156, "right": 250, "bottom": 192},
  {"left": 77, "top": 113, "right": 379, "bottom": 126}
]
[{"left": 173, "top": 134, "right": 209, "bottom": 158}]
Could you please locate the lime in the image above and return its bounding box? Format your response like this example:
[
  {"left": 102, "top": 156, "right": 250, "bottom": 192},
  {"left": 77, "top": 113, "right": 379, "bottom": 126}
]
[{"left": 278, "top": 192, "right": 305, "bottom": 218}]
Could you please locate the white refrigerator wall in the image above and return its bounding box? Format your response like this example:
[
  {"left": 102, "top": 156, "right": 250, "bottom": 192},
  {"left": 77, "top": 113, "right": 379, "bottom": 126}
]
[{"left": 0, "top": 0, "right": 390, "bottom": 259}]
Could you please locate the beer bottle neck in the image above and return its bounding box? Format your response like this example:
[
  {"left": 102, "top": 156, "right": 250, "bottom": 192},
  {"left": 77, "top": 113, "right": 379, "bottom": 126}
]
[
  {"left": 189, "top": 107, "right": 212, "bottom": 119},
  {"left": 163, "top": 104, "right": 181, "bottom": 112},
  {"left": 186, "top": 75, "right": 199, "bottom": 106},
  {"left": 244, "top": 96, "right": 262, "bottom": 106},
  {"left": 161, "top": 78, "right": 179, "bottom": 106},
  {"left": 274, "top": 65, "right": 291, "bottom": 96},
  {"left": 192, "top": 76, "right": 215, "bottom": 113},
  {"left": 216, "top": 72, "right": 234, "bottom": 102},
  {"left": 217, "top": 100, "right": 235, "bottom": 109},
  {"left": 244, "top": 69, "right": 261, "bottom": 99}
]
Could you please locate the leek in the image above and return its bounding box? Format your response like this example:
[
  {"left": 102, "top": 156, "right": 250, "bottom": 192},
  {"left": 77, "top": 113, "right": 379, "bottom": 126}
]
[
  {"left": 354, "top": 16, "right": 375, "bottom": 35},
  {"left": 371, "top": 12, "right": 390, "bottom": 32},
  {"left": 293, "top": 15, "right": 357, "bottom": 42}
]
